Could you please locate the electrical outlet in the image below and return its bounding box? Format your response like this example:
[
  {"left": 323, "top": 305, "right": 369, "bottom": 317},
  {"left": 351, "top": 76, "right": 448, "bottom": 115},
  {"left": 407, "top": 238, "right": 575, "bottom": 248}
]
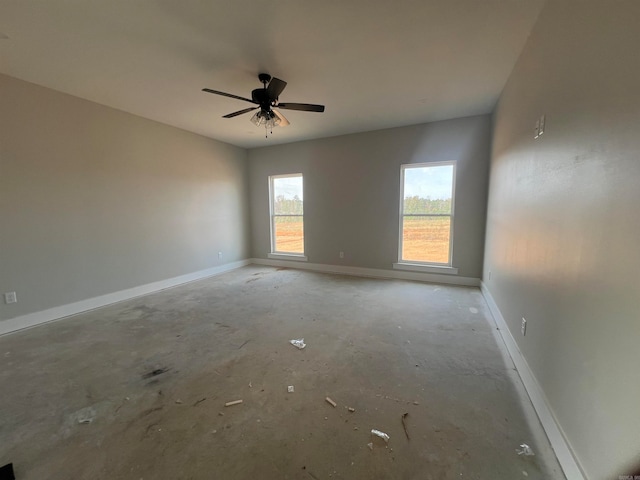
[
  {"left": 339, "top": 251, "right": 344, "bottom": 259},
  {"left": 4, "top": 292, "right": 17, "bottom": 304},
  {"left": 521, "top": 317, "right": 527, "bottom": 336}
]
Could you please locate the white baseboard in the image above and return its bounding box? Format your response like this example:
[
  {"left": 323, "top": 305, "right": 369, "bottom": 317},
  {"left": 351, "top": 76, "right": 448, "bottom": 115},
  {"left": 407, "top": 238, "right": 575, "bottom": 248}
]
[
  {"left": 0, "top": 259, "right": 251, "bottom": 336},
  {"left": 480, "top": 282, "right": 586, "bottom": 480},
  {"left": 251, "top": 257, "right": 480, "bottom": 287}
]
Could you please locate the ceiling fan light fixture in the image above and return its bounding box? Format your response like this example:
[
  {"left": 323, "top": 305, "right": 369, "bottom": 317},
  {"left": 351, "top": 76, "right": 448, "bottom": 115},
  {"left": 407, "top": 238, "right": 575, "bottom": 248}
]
[{"left": 250, "top": 110, "right": 281, "bottom": 131}]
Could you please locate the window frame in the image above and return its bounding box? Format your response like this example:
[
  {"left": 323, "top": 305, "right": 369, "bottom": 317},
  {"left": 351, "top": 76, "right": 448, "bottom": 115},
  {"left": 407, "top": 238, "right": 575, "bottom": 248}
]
[
  {"left": 397, "top": 161, "right": 457, "bottom": 267},
  {"left": 268, "top": 173, "right": 306, "bottom": 259}
]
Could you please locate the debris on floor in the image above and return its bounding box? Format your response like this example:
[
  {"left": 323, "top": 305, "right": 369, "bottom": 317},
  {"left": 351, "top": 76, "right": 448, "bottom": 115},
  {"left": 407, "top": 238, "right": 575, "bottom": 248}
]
[
  {"left": 73, "top": 406, "right": 96, "bottom": 425},
  {"left": 325, "top": 396, "right": 337, "bottom": 407},
  {"left": 379, "top": 394, "right": 419, "bottom": 405},
  {"left": 401, "top": 412, "right": 410, "bottom": 440},
  {"left": 142, "top": 367, "right": 170, "bottom": 379},
  {"left": 371, "top": 429, "right": 390, "bottom": 443},
  {"left": 348, "top": 407, "right": 355, "bottom": 412},
  {"left": 290, "top": 338, "right": 306, "bottom": 349},
  {"left": 288, "top": 385, "right": 295, "bottom": 393},
  {"left": 193, "top": 397, "right": 206, "bottom": 406},
  {"left": 225, "top": 399, "right": 243, "bottom": 407},
  {"left": 367, "top": 442, "right": 373, "bottom": 450},
  {"left": 516, "top": 444, "right": 535, "bottom": 456},
  {"left": 0, "top": 463, "right": 15, "bottom": 479},
  {"left": 175, "top": 399, "right": 183, "bottom": 404},
  {"left": 249, "top": 381, "right": 252, "bottom": 388}
]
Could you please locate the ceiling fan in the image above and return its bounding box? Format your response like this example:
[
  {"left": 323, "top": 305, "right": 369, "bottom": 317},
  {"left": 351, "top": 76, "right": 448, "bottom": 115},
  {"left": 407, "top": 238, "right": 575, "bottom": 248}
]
[{"left": 202, "top": 73, "right": 325, "bottom": 136}]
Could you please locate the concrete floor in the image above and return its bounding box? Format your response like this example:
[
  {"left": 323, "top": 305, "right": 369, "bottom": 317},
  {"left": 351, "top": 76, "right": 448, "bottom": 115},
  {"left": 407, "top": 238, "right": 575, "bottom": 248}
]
[{"left": 0, "top": 266, "right": 565, "bottom": 479}]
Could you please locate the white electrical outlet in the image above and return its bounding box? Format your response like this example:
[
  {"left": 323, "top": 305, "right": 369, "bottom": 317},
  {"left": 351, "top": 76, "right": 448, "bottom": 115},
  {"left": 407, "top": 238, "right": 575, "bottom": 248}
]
[
  {"left": 521, "top": 317, "right": 527, "bottom": 336},
  {"left": 339, "top": 251, "right": 344, "bottom": 259},
  {"left": 4, "top": 292, "right": 17, "bottom": 304}
]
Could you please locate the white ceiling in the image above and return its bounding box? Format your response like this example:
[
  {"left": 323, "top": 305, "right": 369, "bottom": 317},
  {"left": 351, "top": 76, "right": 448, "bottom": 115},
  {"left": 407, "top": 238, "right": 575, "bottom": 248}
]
[{"left": 0, "top": 1, "right": 544, "bottom": 148}]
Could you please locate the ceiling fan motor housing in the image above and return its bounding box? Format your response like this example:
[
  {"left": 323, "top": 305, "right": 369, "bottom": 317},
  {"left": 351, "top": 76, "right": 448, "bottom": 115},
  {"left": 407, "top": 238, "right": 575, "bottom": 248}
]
[{"left": 251, "top": 88, "right": 271, "bottom": 109}]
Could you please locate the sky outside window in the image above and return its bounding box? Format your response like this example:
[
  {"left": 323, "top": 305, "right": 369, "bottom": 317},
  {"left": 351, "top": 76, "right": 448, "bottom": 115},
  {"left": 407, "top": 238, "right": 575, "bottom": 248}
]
[
  {"left": 404, "top": 165, "right": 453, "bottom": 200},
  {"left": 274, "top": 176, "right": 303, "bottom": 200}
]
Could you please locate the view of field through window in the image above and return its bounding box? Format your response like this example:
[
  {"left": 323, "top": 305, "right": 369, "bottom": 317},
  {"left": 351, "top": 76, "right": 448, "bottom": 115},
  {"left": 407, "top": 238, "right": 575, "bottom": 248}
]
[
  {"left": 271, "top": 175, "right": 304, "bottom": 254},
  {"left": 401, "top": 164, "right": 454, "bottom": 264}
]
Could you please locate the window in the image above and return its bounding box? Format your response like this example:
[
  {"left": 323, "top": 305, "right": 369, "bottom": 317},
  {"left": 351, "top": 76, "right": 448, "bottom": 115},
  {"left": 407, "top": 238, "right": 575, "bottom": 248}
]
[
  {"left": 269, "top": 173, "right": 305, "bottom": 257},
  {"left": 399, "top": 162, "right": 456, "bottom": 266}
]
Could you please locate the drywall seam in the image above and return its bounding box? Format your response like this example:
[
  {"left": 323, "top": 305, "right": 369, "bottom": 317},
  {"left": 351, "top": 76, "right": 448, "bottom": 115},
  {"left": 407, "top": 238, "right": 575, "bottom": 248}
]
[
  {"left": 0, "top": 260, "right": 251, "bottom": 336},
  {"left": 480, "top": 282, "right": 586, "bottom": 480},
  {"left": 251, "top": 258, "right": 480, "bottom": 287}
]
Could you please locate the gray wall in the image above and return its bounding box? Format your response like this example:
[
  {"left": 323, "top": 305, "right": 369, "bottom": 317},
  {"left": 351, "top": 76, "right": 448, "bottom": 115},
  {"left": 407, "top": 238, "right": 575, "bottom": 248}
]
[
  {"left": 0, "top": 74, "right": 250, "bottom": 322},
  {"left": 483, "top": 2, "right": 640, "bottom": 478},
  {"left": 249, "top": 116, "right": 491, "bottom": 278}
]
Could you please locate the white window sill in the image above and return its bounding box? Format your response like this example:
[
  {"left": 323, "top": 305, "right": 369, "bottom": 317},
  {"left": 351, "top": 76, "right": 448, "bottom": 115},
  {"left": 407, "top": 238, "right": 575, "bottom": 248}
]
[
  {"left": 268, "top": 253, "right": 308, "bottom": 262},
  {"left": 393, "top": 262, "right": 458, "bottom": 275}
]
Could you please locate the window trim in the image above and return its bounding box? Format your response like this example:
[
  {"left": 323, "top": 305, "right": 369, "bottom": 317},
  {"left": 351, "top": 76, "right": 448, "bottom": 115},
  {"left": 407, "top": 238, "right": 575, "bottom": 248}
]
[
  {"left": 397, "top": 161, "right": 457, "bottom": 267},
  {"left": 269, "top": 173, "right": 305, "bottom": 257}
]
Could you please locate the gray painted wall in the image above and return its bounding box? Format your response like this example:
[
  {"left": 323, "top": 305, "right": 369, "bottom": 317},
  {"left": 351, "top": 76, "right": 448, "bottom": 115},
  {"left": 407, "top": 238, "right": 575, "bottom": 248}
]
[
  {"left": 248, "top": 116, "right": 491, "bottom": 278},
  {"left": 0, "top": 74, "right": 250, "bottom": 321},
  {"left": 483, "top": 2, "right": 640, "bottom": 478}
]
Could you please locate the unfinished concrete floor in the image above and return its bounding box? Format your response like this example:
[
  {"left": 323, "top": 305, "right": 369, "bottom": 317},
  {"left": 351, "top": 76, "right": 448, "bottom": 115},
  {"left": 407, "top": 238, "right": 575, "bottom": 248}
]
[{"left": 0, "top": 266, "right": 565, "bottom": 479}]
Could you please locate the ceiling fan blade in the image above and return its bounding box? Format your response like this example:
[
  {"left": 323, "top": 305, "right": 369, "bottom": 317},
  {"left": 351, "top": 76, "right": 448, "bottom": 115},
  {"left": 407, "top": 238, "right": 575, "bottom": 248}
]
[
  {"left": 202, "top": 88, "right": 257, "bottom": 104},
  {"left": 272, "top": 109, "right": 290, "bottom": 127},
  {"left": 223, "top": 107, "right": 259, "bottom": 118},
  {"left": 267, "top": 77, "right": 287, "bottom": 101},
  {"left": 277, "top": 103, "right": 325, "bottom": 113}
]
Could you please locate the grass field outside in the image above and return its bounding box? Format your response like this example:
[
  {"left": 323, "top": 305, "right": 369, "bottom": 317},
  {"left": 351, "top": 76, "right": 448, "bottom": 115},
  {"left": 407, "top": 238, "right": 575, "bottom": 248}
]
[
  {"left": 401, "top": 216, "right": 451, "bottom": 264},
  {"left": 272, "top": 217, "right": 451, "bottom": 263},
  {"left": 273, "top": 217, "right": 304, "bottom": 253}
]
